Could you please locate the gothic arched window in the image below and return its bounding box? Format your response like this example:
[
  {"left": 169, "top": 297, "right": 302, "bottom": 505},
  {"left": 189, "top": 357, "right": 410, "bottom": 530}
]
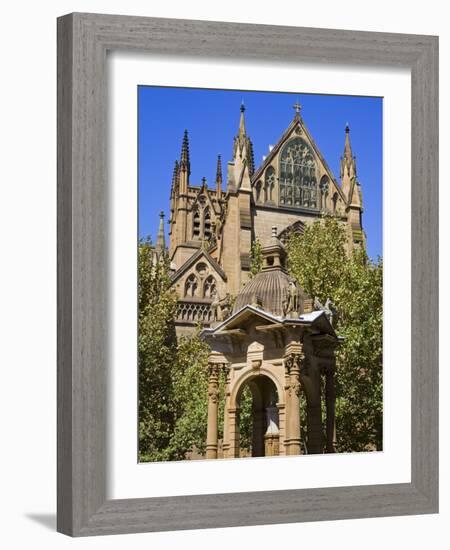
[
  {"left": 185, "top": 274, "right": 198, "bottom": 297},
  {"left": 319, "top": 175, "right": 330, "bottom": 210},
  {"left": 255, "top": 181, "right": 262, "bottom": 203},
  {"left": 332, "top": 192, "right": 338, "bottom": 213},
  {"left": 203, "top": 208, "right": 211, "bottom": 240},
  {"left": 265, "top": 166, "right": 276, "bottom": 202},
  {"left": 263, "top": 181, "right": 269, "bottom": 203},
  {"left": 279, "top": 138, "right": 317, "bottom": 209},
  {"left": 203, "top": 275, "right": 216, "bottom": 298},
  {"left": 192, "top": 208, "right": 200, "bottom": 239}
]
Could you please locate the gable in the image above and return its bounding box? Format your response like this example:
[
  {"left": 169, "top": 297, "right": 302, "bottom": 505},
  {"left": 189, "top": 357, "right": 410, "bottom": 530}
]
[
  {"left": 189, "top": 185, "right": 221, "bottom": 216},
  {"left": 170, "top": 248, "right": 227, "bottom": 286},
  {"left": 251, "top": 116, "right": 347, "bottom": 207}
]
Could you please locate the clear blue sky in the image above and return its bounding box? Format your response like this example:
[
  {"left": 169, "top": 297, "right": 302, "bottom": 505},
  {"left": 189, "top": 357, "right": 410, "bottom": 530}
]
[{"left": 138, "top": 87, "right": 382, "bottom": 260}]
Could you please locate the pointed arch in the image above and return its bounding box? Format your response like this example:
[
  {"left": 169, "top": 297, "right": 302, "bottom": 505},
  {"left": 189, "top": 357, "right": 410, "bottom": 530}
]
[
  {"left": 332, "top": 191, "right": 338, "bottom": 213},
  {"left": 265, "top": 166, "right": 276, "bottom": 202},
  {"left": 192, "top": 208, "right": 200, "bottom": 239},
  {"left": 255, "top": 181, "right": 262, "bottom": 203},
  {"left": 319, "top": 175, "right": 330, "bottom": 210},
  {"left": 203, "top": 275, "right": 216, "bottom": 298},
  {"left": 203, "top": 207, "right": 212, "bottom": 240},
  {"left": 184, "top": 273, "right": 198, "bottom": 297},
  {"left": 279, "top": 138, "right": 318, "bottom": 209}
]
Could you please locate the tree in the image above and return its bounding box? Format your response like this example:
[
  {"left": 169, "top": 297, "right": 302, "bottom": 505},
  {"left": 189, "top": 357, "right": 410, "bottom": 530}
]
[
  {"left": 167, "top": 329, "right": 211, "bottom": 460},
  {"left": 138, "top": 238, "right": 211, "bottom": 462},
  {"left": 250, "top": 237, "right": 263, "bottom": 277},
  {"left": 138, "top": 237, "right": 178, "bottom": 462},
  {"left": 286, "top": 215, "right": 383, "bottom": 452}
]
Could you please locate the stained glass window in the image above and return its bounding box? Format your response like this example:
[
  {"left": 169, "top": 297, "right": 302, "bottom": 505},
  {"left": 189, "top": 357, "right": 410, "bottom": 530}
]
[{"left": 279, "top": 138, "right": 317, "bottom": 209}]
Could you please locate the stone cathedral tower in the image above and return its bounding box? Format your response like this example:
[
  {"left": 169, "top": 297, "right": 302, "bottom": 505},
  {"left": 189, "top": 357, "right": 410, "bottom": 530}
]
[{"left": 165, "top": 102, "right": 365, "bottom": 336}]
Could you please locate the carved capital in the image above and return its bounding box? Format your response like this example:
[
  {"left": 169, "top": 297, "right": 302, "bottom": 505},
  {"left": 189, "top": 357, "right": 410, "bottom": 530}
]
[
  {"left": 221, "top": 363, "right": 231, "bottom": 386},
  {"left": 207, "top": 362, "right": 221, "bottom": 380},
  {"left": 207, "top": 362, "right": 221, "bottom": 405},
  {"left": 285, "top": 352, "right": 304, "bottom": 398},
  {"left": 284, "top": 352, "right": 304, "bottom": 375}
]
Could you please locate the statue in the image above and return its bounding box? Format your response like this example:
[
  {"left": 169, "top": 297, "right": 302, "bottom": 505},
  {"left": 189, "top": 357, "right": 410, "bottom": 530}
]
[
  {"left": 211, "top": 288, "right": 220, "bottom": 322},
  {"left": 219, "top": 292, "right": 232, "bottom": 320},
  {"left": 324, "top": 298, "right": 337, "bottom": 326},
  {"left": 283, "top": 279, "right": 299, "bottom": 317},
  {"left": 314, "top": 296, "right": 337, "bottom": 326},
  {"left": 265, "top": 403, "right": 279, "bottom": 435}
]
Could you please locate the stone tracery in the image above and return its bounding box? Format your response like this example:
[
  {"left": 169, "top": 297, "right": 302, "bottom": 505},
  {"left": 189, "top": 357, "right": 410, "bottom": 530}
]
[{"left": 279, "top": 138, "right": 318, "bottom": 209}]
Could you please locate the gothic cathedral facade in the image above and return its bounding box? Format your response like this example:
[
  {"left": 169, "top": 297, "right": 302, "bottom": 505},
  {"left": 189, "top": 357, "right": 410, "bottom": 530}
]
[{"left": 162, "top": 102, "right": 365, "bottom": 336}]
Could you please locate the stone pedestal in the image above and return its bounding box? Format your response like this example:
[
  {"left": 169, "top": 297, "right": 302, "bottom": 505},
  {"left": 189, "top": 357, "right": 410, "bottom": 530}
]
[{"left": 264, "top": 434, "right": 280, "bottom": 457}]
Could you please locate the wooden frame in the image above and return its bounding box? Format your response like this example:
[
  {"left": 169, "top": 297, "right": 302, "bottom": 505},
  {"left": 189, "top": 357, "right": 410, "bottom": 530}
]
[{"left": 57, "top": 12, "right": 438, "bottom": 536}]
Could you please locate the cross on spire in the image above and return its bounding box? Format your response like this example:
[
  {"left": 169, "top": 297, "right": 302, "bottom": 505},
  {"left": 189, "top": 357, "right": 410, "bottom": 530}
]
[{"left": 293, "top": 100, "right": 302, "bottom": 117}]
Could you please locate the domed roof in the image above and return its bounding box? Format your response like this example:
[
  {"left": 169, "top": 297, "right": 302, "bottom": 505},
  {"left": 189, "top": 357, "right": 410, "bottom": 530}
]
[
  {"left": 234, "top": 269, "right": 297, "bottom": 317},
  {"left": 233, "top": 227, "right": 308, "bottom": 318}
]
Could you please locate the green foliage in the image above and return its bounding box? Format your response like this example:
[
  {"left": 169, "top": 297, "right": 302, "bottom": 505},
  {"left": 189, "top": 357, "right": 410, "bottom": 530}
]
[
  {"left": 287, "top": 216, "right": 383, "bottom": 452},
  {"left": 287, "top": 215, "right": 347, "bottom": 304},
  {"left": 138, "top": 238, "right": 211, "bottom": 462},
  {"left": 250, "top": 237, "right": 263, "bottom": 277},
  {"left": 238, "top": 386, "right": 254, "bottom": 453},
  {"left": 166, "top": 329, "right": 211, "bottom": 460},
  {"left": 138, "top": 238, "right": 178, "bottom": 462}
]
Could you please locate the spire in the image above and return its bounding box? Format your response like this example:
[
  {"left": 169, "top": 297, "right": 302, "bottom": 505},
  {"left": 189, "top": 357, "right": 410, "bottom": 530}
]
[
  {"left": 343, "top": 123, "right": 352, "bottom": 161},
  {"left": 170, "top": 159, "right": 179, "bottom": 217},
  {"left": 216, "top": 154, "right": 222, "bottom": 183},
  {"left": 216, "top": 154, "right": 222, "bottom": 198},
  {"left": 239, "top": 101, "right": 247, "bottom": 138},
  {"left": 171, "top": 159, "right": 179, "bottom": 191},
  {"left": 180, "top": 129, "right": 190, "bottom": 175},
  {"left": 340, "top": 123, "right": 356, "bottom": 180},
  {"left": 179, "top": 130, "right": 190, "bottom": 193},
  {"left": 232, "top": 103, "right": 255, "bottom": 178},
  {"left": 155, "top": 211, "right": 166, "bottom": 253}
]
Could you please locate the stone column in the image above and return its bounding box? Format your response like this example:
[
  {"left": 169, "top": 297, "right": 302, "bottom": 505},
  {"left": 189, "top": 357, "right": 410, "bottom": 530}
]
[
  {"left": 206, "top": 363, "right": 221, "bottom": 459},
  {"left": 277, "top": 403, "right": 286, "bottom": 455},
  {"left": 325, "top": 362, "right": 337, "bottom": 453},
  {"left": 227, "top": 408, "right": 240, "bottom": 458},
  {"left": 306, "top": 405, "right": 323, "bottom": 453},
  {"left": 222, "top": 364, "right": 231, "bottom": 458},
  {"left": 285, "top": 352, "right": 303, "bottom": 455}
]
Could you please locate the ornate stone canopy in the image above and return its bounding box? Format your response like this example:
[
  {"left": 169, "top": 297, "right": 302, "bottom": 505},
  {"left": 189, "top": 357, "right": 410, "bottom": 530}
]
[{"left": 201, "top": 228, "right": 340, "bottom": 459}]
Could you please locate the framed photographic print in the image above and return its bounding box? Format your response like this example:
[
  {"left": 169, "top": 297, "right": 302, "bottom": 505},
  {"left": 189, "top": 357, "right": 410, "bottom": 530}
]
[{"left": 57, "top": 13, "right": 438, "bottom": 536}]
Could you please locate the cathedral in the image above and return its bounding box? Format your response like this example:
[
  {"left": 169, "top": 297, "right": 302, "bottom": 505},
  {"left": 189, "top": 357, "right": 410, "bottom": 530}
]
[{"left": 154, "top": 101, "right": 365, "bottom": 337}]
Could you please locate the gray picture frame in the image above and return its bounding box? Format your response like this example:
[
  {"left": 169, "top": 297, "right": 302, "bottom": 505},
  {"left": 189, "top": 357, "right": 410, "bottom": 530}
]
[{"left": 57, "top": 12, "right": 438, "bottom": 537}]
